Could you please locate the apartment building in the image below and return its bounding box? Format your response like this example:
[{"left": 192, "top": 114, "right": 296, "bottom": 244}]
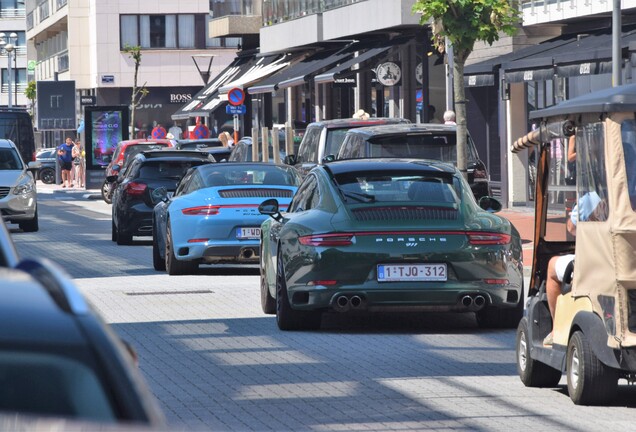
[
  {"left": 25, "top": 0, "right": 240, "bottom": 147},
  {"left": 0, "top": 0, "right": 28, "bottom": 108}
]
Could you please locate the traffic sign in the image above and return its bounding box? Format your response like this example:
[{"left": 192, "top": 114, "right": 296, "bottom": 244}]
[
  {"left": 226, "top": 105, "right": 246, "bottom": 115},
  {"left": 228, "top": 87, "right": 245, "bottom": 106}
]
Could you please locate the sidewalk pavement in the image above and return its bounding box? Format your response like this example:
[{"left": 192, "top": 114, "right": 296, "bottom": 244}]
[{"left": 34, "top": 181, "right": 537, "bottom": 274}]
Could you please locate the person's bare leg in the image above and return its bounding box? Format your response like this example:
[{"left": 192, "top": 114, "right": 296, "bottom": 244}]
[
  {"left": 546, "top": 256, "right": 560, "bottom": 321},
  {"left": 61, "top": 170, "right": 68, "bottom": 187}
]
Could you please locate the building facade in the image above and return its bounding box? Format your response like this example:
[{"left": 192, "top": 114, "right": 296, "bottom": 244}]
[
  {"left": 25, "top": 0, "right": 240, "bottom": 148},
  {"left": 0, "top": 0, "right": 29, "bottom": 108}
]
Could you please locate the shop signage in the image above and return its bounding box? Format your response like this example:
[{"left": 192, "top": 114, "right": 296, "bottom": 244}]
[
  {"left": 416, "top": 63, "right": 423, "bottom": 85},
  {"left": 80, "top": 95, "right": 96, "bottom": 105},
  {"left": 333, "top": 77, "right": 356, "bottom": 87},
  {"left": 101, "top": 75, "right": 115, "bottom": 84},
  {"left": 169, "top": 93, "right": 192, "bottom": 103},
  {"left": 377, "top": 62, "right": 402, "bottom": 86}
]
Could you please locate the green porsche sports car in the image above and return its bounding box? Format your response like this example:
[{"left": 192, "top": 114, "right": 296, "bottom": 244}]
[{"left": 259, "top": 159, "right": 524, "bottom": 331}]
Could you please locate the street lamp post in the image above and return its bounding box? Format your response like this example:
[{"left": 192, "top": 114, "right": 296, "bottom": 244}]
[{"left": 0, "top": 32, "right": 17, "bottom": 108}]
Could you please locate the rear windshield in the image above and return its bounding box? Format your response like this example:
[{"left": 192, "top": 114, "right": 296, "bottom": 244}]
[
  {"left": 0, "top": 147, "right": 23, "bottom": 170},
  {"left": 123, "top": 143, "right": 169, "bottom": 164},
  {"left": 367, "top": 133, "right": 477, "bottom": 163},
  {"left": 138, "top": 160, "right": 205, "bottom": 180},
  {"left": 197, "top": 164, "right": 301, "bottom": 187},
  {"left": 334, "top": 171, "right": 460, "bottom": 204}
]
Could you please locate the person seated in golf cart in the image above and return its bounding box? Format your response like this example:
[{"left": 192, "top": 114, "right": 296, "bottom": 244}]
[{"left": 544, "top": 191, "right": 605, "bottom": 346}]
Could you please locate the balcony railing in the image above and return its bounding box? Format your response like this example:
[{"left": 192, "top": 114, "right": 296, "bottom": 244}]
[
  {"left": 0, "top": 8, "right": 26, "bottom": 19},
  {"left": 1, "top": 83, "right": 27, "bottom": 94},
  {"left": 262, "top": 0, "right": 366, "bottom": 26},
  {"left": 210, "top": 0, "right": 261, "bottom": 17}
]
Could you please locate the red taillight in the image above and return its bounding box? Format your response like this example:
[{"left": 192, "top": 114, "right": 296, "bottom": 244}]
[
  {"left": 483, "top": 279, "right": 509, "bottom": 284},
  {"left": 187, "top": 238, "right": 209, "bottom": 243},
  {"left": 307, "top": 280, "right": 338, "bottom": 286},
  {"left": 467, "top": 232, "right": 511, "bottom": 245},
  {"left": 182, "top": 206, "right": 220, "bottom": 216},
  {"left": 124, "top": 182, "right": 147, "bottom": 195},
  {"left": 299, "top": 233, "right": 354, "bottom": 247}
]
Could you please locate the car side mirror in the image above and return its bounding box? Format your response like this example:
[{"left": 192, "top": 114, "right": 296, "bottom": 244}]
[
  {"left": 259, "top": 198, "right": 282, "bottom": 221},
  {"left": 106, "top": 174, "right": 118, "bottom": 183},
  {"left": 284, "top": 154, "right": 297, "bottom": 165},
  {"left": 112, "top": 164, "right": 121, "bottom": 172},
  {"left": 321, "top": 154, "right": 336, "bottom": 164},
  {"left": 478, "top": 196, "right": 502, "bottom": 213}
]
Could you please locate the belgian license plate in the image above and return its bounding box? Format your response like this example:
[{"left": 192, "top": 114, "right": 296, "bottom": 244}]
[
  {"left": 377, "top": 264, "right": 447, "bottom": 282},
  {"left": 236, "top": 227, "right": 261, "bottom": 239}
]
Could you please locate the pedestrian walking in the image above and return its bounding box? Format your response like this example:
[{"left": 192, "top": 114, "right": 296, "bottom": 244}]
[
  {"left": 168, "top": 122, "right": 183, "bottom": 140},
  {"left": 443, "top": 110, "right": 456, "bottom": 124},
  {"left": 218, "top": 131, "right": 233, "bottom": 147},
  {"left": 57, "top": 137, "right": 75, "bottom": 188}
]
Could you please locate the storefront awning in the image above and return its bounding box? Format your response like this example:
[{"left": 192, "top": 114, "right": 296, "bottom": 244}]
[
  {"left": 171, "top": 55, "right": 254, "bottom": 120},
  {"left": 218, "top": 54, "right": 291, "bottom": 94},
  {"left": 464, "top": 74, "right": 495, "bottom": 87},
  {"left": 314, "top": 45, "right": 392, "bottom": 84},
  {"left": 249, "top": 49, "right": 354, "bottom": 94}
]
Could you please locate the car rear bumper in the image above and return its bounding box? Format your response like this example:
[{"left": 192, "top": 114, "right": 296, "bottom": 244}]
[
  {"left": 175, "top": 241, "right": 261, "bottom": 264},
  {"left": 286, "top": 281, "right": 522, "bottom": 312}
]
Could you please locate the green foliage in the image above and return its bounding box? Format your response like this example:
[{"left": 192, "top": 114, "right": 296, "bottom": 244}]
[
  {"left": 24, "top": 80, "right": 36, "bottom": 101},
  {"left": 412, "top": 0, "right": 520, "bottom": 60}
]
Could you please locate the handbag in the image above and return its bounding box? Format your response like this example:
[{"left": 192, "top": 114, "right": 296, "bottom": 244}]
[{"left": 565, "top": 161, "right": 576, "bottom": 185}]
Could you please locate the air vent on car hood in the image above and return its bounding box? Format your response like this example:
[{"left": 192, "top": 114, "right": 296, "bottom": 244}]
[
  {"left": 351, "top": 206, "right": 458, "bottom": 221},
  {"left": 0, "top": 187, "right": 10, "bottom": 199},
  {"left": 219, "top": 188, "right": 293, "bottom": 198}
]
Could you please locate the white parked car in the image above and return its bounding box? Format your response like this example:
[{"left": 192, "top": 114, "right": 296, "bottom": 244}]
[{"left": 0, "top": 139, "right": 38, "bottom": 232}]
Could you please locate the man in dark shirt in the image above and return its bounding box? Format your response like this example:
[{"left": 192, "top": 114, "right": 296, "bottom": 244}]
[{"left": 57, "top": 137, "right": 75, "bottom": 188}]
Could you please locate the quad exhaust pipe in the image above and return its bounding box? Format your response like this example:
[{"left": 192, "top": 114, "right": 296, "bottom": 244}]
[{"left": 461, "top": 294, "right": 486, "bottom": 311}]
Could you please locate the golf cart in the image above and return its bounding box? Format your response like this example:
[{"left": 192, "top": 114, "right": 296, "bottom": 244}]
[{"left": 514, "top": 83, "right": 636, "bottom": 405}]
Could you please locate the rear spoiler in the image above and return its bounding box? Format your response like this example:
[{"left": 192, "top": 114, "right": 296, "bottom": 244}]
[{"left": 510, "top": 120, "right": 574, "bottom": 153}]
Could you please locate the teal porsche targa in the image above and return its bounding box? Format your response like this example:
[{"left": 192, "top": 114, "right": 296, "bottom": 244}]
[{"left": 259, "top": 159, "right": 524, "bottom": 331}]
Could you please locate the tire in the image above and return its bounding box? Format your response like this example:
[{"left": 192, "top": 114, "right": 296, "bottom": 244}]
[
  {"left": 152, "top": 222, "right": 166, "bottom": 271},
  {"left": 19, "top": 208, "right": 39, "bottom": 232},
  {"left": 101, "top": 180, "right": 112, "bottom": 204},
  {"left": 111, "top": 219, "right": 117, "bottom": 242},
  {"left": 165, "top": 223, "right": 196, "bottom": 275},
  {"left": 476, "top": 285, "right": 524, "bottom": 329},
  {"left": 115, "top": 216, "right": 132, "bottom": 245},
  {"left": 261, "top": 253, "right": 275, "bottom": 314},
  {"left": 39, "top": 167, "right": 55, "bottom": 184},
  {"left": 275, "top": 252, "right": 321, "bottom": 331},
  {"left": 516, "top": 317, "right": 562, "bottom": 387},
  {"left": 567, "top": 330, "right": 618, "bottom": 405}
]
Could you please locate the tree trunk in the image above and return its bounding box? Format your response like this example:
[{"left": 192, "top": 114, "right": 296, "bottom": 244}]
[
  {"left": 453, "top": 51, "right": 469, "bottom": 182},
  {"left": 131, "top": 59, "right": 140, "bottom": 138}
]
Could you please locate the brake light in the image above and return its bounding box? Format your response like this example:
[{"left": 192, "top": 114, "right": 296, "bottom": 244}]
[
  {"left": 124, "top": 182, "right": 147, "bottom": 196},
  {"left": 182, "top": 205, "right": 220, "bottom": 216},
  {"left": 187, "top": 238, "right": 209, "bottom": 243},
  {"left": 467, "top": 232, "right": 511, "bottom": 245},
  {"left": 483, "top": 279, "right": 509, "bottom": 284},
  {"left": 299, "top": 233, "right": 354, "bottom": 246},
  {"left": 307, "top": 280, "right": 338, "bottom": 286}
]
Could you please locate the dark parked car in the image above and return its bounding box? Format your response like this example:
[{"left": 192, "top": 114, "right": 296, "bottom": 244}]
[
  {"left": 102, "top": 139, "right": 173, "bottom": 203},
  {"left": 336, "top": 123, "right": 492, "bottom": 200},
  {"left": 110, "top": 150, "right": 215, "bottom": 245},
  {"left": 0, "top": 222, "right": 164, "bottom": 425},
  {"left": 175, "top": 138, "right": 223, "bottom": 150},
  {"left": 286, "top": 117, "right": 410, "bottom": 177},
  {"left": 28, "top": 148, "right": 57, "bottom": 184}
]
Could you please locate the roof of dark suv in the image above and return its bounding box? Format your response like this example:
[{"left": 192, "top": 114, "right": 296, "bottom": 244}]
[
  {"left": 306, "top": 117, "right": 410, "bottom": 129},
  {"left": 341, "top": 123, "right": 460, "bottom": 136}
]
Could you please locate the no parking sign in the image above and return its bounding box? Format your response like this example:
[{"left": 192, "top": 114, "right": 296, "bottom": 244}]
[{"left": 228, "top": 88, "right": 245, "bottom": 106}]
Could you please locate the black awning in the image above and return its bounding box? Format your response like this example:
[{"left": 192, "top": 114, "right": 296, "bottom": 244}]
[
  {"left": 556, "top": 60, "right": 613, "bottom": 77},
  {"left": 464, "top": 74, "right": 495, "bottom": 87},
  {"left": 171, "top": 55, "right": 254, "bottom": 120},
  {"left": 314, "top": 45, "right": 392, "bottom": 84},
  {"left": 249, "top": 48, "right": 354, "bottom": 94},
  {"left": 504, "top": 67, "right": 555, "bottom": 83}
]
